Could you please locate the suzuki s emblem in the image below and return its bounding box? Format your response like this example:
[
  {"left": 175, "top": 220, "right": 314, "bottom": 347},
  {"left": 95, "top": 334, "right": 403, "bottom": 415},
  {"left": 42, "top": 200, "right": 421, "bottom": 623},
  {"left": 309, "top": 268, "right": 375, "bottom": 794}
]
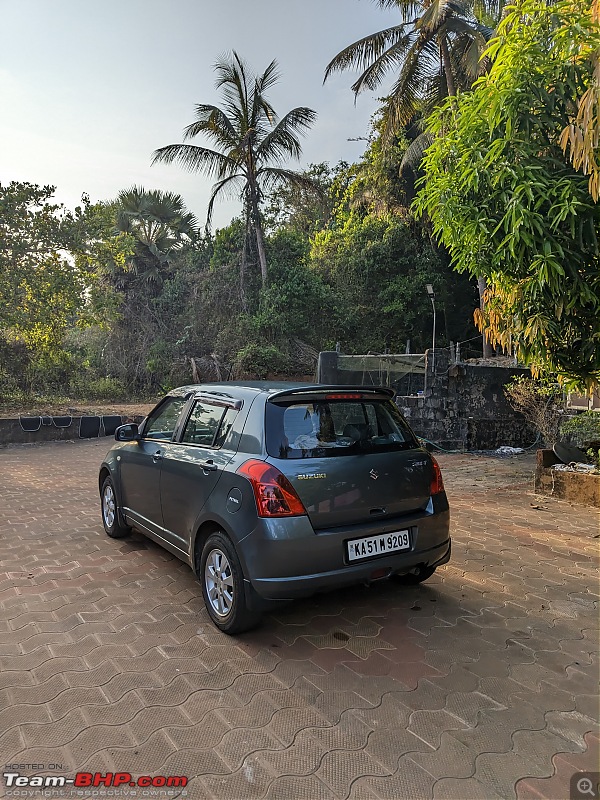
[{"left": 370, "top": 469, "right": 379, "bottom": 481}]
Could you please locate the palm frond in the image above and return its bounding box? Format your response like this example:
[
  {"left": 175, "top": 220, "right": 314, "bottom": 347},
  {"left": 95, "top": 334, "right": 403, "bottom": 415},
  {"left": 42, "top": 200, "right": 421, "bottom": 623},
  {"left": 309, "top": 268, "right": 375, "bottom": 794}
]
[
  {"left": 441, "top": 15, "right": 491, "bottom": 39},
  {"left": 383, "top": 36, "right": 440, "bottom": 134},
  {"left": 374, "top": 0, "right": 426, "bottom": 20},
  {"left": 257, "top": 107, "right": 317, "bottom": 164},
  {"left": 324, "top": 25, "right": 414, "bottom": 83},
  {"left": 206, "top": 174, "right": 245, "bottom": 228},
  {"left": 448, "top": 30, "right": 488, "bottom": 80},
  {"left": 183, "top": 104, "right": 237, "bottom": 146},
  {"left": 473, "top": 0, "right": 505, "bottom": 27},
  {"left": 257, "top": 167, "right": 325, "bottom": 195},
  {"left": 254, "top": 59, "right": 280, "bottom": 97},
  {"left": 214, "top": 51, "right": 251, "bottom": 129},
  {"left": 399, "top": 130, "right": 435, "bottom": 174},
  {"left": 151, "top": 143, "right": 238, "bottom": 178},
  {"left": 416, "top": 0, "right": 453, "bottom": 34},
  {"left": 351, "top": 30, "right": 417, "bottom": 94}
]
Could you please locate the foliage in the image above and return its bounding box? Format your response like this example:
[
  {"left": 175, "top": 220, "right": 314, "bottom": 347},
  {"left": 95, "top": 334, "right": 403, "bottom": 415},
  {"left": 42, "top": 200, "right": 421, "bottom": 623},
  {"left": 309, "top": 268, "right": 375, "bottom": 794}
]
[
  {"left": 254, "top": 229, "right": 339, "bottom": 346},
  {"left": 0, "top": 182, "right": 92, "bottom": 353},
  {"left": 153, "top": 52, "right": 318, "bottom": 288},
  {"left": 324, "top": 0, "right": 500, "bottom": 142},
  {"left": 310, "top": 207, "right": 477, "bottom": 353},
  {"left": 1, "top": 99, "right": 483, "bottom": 399},
  {"left": 585, "top": 447, "right": 600, "bottom": 469},
  {"left": 232, "top": 343, "right": 289, "bottom": 379},
  {"left": 68, "top": 376, "right": 129, "bottom": 401},
  {"left": 263, "top": 162, "right": 342, "bottom": 235},
  {"left": 416, "top": 0, "right": 600, "bottom": 387},
  {"left": 504, "top": 375, "right": 564, "bottom": 446},
  {"left": 114, "top": 186, "right": 198, "bottom": 287},
  {"left": 559, "top": 0, "right": 600, "bottom": 200},
  {"left": 560, "top": 411, "right": 600, "bottom": 447}
]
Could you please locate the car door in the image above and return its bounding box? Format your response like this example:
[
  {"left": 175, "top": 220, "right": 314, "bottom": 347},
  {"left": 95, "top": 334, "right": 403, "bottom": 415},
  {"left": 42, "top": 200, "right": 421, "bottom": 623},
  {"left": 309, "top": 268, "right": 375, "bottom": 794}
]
[
  {"left": 159, "top": 398, "right": 240, "bottom": 553},
  {"left": 119, "top": 396, "right": 187, "bottom": 535}
]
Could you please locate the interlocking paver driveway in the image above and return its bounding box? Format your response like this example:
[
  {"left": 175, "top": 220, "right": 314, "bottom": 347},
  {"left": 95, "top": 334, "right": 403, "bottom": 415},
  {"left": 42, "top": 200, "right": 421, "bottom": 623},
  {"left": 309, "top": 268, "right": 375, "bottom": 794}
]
[{"left": 0, "top": 440, "right": 598, "bottom": 800}]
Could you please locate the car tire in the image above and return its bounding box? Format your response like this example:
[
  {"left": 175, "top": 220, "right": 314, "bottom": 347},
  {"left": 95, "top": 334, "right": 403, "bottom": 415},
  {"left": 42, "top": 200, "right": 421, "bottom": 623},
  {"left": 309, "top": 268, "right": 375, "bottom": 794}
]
[
  {"left": 393, "top": 565, "right": 437, "bottom": 585},
  {"left": 199, "top": 532, "right": 260, "bottom": 634},
  {"left": 100, "top": 476, "right": 130, "bottom": 539}
]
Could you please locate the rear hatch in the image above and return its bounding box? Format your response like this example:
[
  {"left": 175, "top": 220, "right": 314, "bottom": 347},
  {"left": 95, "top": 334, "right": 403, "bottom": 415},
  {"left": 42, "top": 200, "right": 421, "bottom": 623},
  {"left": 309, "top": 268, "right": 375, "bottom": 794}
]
[{"left": 265, "top": 388, "right": 433, "bottom": 530}]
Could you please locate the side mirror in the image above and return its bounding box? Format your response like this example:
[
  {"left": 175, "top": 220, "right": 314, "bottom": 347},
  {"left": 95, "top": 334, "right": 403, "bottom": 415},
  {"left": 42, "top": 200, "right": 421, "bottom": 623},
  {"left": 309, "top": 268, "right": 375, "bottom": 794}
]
[{"left": 115, "top": 423, "right": 140, "bottom": 442}]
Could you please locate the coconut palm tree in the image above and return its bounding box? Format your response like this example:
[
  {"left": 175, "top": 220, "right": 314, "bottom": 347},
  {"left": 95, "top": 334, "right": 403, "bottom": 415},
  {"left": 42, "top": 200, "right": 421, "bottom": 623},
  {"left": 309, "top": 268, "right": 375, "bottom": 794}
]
[
  {"left": 324, "top": 0, "right": 499, "bottom": 146},
  {"left": 152, "top": 52, "right": 318, "bottom": 288},
  {"left": 115, "top": 186, "right": 198, "bottom": 286},
  {"left": 326, "top": 0, "right": 502, "bottom": 357}
]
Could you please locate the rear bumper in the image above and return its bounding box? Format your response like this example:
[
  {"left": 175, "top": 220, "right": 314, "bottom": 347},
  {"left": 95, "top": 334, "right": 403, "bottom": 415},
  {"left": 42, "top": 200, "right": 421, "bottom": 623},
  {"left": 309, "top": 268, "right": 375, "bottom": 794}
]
[
  {"left": 251, "top": 538, "right": 451, "bottom": 599},
  {"left": 237, "top": 500, "right": 450, "bottom": 600}
]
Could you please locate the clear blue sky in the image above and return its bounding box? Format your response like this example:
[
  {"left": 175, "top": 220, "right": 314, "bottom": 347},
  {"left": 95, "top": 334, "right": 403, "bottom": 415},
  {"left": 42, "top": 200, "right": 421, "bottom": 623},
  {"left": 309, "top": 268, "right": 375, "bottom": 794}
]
[{"left": 1, "top": 0, "right": 397, "bottom": 228}]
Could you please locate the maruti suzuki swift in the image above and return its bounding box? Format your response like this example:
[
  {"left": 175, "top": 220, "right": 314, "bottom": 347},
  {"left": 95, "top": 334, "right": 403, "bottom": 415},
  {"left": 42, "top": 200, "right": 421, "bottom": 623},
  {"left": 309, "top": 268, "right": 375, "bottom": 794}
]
[{"left": 99, "top": 382, "right": 450, "bottom": 633}]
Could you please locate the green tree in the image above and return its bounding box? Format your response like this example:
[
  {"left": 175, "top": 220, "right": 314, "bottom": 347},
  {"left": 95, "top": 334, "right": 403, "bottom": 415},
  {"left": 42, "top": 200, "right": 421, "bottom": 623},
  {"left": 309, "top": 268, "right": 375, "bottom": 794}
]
[
  {"left": 559, "top": 0, "right": 600, "bottom": 200},
  {"left": 263, "top": 162, "right": 341, "bottom": 235},
  {"left": 0, "top": 182, "right": 89, "bottom": 354},
  {"left": 415, "top": 0, "right": 600, "bottom": 387},
  {"left": 152, "top": 52, "right": 318, "bottom": 290},
  {"left": 115, "top": 186, "right": 198, "bottom": 287},
  {"left": 310, "top": 210, "right": 476, "bottom": 353}
]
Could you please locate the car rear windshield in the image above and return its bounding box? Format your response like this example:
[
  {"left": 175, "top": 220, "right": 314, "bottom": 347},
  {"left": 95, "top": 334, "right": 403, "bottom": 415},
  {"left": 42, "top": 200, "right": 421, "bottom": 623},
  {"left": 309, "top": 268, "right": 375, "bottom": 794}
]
[{"left": 265, "top": 398, "right": 419, "bottom": 459}]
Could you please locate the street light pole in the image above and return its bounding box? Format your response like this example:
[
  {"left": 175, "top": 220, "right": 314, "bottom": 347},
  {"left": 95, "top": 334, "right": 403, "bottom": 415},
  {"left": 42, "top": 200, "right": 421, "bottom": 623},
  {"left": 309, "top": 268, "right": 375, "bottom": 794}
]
[{"left": 426, "top": 284, "right": 436, "bottom": 374}]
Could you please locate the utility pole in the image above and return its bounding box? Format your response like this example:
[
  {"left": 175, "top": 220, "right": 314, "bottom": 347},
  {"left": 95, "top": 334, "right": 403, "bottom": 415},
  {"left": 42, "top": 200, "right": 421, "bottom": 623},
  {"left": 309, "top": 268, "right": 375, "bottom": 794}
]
[{"left": 426, "top": 284, "right": 436, "bottom": 373}]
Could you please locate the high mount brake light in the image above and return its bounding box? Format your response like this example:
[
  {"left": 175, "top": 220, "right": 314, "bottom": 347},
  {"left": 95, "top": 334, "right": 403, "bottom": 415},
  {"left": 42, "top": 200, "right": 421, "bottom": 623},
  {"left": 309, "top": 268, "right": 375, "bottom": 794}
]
[
  {"left": 324, "top": 393, "right": 363, "bottom": 400},
  {"left": 431, "top": 456, "right": 445, "bottom": 495},
  {"left": 237, "top": 460, "right": 306, "bottom": 518}
]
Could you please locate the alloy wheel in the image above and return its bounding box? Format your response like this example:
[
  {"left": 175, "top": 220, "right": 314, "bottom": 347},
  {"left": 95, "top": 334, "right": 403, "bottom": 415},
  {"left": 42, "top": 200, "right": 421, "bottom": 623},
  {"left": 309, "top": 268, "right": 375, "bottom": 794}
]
[
  {"left": 102, "top": 484, "right": 115, "bottom": 528},
  {"left": 204, "top": 548, "right": 235, "bottom": 617}
]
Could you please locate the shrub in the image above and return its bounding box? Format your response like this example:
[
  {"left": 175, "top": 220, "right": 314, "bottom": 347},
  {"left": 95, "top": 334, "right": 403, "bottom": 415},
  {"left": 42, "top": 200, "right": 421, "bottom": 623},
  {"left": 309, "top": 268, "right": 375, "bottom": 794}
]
[
  {"left": 232, "top": 344, "right": 289, "bottom": 379},
  {"left": 504, "top": 376, "right": 564, "bottom": 446},
  {"left": 560, "top": 411, "right": 600, "bottom": 448},
  {"left": 70, "top": 376, "right": 129, "bottom": 401}
]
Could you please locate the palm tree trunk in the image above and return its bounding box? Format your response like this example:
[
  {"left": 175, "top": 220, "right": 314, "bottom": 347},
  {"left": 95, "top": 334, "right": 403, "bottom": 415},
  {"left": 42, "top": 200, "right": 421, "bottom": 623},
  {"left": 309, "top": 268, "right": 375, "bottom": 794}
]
[
  {"left": 240, "top": 211, "right": 250, "bottom": 312},
  {"left": 439, "top": 36, "right": 456, "bottom": 97},
  {"left": 248, "top": 181, "right": 268, "bottom": 286},
  {"left": 254, "top": 215, "right": 268, "bottom": 287}
]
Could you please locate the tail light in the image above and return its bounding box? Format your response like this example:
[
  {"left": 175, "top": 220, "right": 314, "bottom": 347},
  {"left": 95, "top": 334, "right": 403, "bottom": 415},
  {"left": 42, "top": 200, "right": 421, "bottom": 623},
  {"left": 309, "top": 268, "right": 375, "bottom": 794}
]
[
  {"left": 237, "top": 460, "right": 306, "bottom": 517},
  {"left": 430, "top": 456, "right": 445, "bottom": 495}
]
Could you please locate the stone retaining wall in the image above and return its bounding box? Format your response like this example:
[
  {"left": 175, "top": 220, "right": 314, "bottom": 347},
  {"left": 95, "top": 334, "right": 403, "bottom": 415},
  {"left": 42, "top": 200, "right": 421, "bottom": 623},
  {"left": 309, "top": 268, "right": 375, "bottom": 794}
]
[
  {"left": 535, "top": 449, "right": 600, "bottom": 508},
  {"left": 318, "top": 349, "right": 535, "bottom": 450}
]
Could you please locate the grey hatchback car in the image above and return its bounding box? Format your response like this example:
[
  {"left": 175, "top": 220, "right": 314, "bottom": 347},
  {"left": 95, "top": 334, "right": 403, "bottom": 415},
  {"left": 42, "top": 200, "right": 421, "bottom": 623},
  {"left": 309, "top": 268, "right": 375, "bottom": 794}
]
[{"left": 99, "top": 382, "right": 450, "bottom": 633}]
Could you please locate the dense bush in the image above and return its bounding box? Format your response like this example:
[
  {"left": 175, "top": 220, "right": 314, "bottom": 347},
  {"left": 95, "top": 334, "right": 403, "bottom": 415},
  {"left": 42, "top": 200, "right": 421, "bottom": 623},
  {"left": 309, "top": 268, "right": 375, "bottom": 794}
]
[
  {"left": 560, "top": 411, "right": 600, "bottom": 448},
  {"left": 232, "top": 344, "right": 290, "bottom": 379}
]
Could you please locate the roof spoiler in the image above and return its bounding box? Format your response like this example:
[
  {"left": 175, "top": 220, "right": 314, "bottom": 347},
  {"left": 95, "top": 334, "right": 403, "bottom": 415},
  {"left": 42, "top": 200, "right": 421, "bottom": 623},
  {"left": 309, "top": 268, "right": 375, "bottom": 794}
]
[{"left": 267, "top": 385, "right": 395, "bottom": 402}]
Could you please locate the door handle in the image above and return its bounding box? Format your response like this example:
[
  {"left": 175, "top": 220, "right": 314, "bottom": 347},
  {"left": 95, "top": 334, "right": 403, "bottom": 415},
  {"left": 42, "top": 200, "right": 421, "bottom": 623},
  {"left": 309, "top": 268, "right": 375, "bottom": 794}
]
[
  {"left": 201, "top": 460, "right": 218, "bottom": 472},
  {"left": 152, "top": 451, "right": 163, "bottom": 462}
]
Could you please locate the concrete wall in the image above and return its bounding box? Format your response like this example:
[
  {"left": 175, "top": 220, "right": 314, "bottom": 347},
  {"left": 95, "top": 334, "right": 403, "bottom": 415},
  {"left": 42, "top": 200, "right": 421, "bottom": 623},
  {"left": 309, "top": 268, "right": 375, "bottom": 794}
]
[
  {"left": 0, "top": 415, "right": 144, "bottom": 446},
  {"left": 318, "top": 349, "right": 535, "bottom": 450}
]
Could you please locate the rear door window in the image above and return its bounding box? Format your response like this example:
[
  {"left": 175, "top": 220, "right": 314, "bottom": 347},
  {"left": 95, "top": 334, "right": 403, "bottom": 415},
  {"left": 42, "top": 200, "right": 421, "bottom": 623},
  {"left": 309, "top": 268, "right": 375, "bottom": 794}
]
[
  {"left": 180, "top": 401, "right": 239, "bottom": 448},
  {"left": 266, "top": 399, "right": 418, "bottom": 459},
  {"left": 181, "top": 401, "right": 225, "bottom": 446}
]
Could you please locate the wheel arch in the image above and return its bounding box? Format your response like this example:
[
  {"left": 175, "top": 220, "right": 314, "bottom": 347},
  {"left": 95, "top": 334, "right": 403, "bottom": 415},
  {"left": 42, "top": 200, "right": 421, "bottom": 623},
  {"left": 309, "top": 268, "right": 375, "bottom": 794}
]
[
  {"left": 192, "top": 520, "right": 229, "bottom": 575},
  {"left": 99, "top": 466, "right": 111, "bottom": 494}
]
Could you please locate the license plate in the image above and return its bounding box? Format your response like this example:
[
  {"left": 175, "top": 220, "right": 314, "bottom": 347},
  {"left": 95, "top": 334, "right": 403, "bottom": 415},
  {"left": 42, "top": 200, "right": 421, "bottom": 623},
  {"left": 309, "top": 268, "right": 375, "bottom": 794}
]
[{"left": 346, "top": 530, "right": 411, "bottom": 562}]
